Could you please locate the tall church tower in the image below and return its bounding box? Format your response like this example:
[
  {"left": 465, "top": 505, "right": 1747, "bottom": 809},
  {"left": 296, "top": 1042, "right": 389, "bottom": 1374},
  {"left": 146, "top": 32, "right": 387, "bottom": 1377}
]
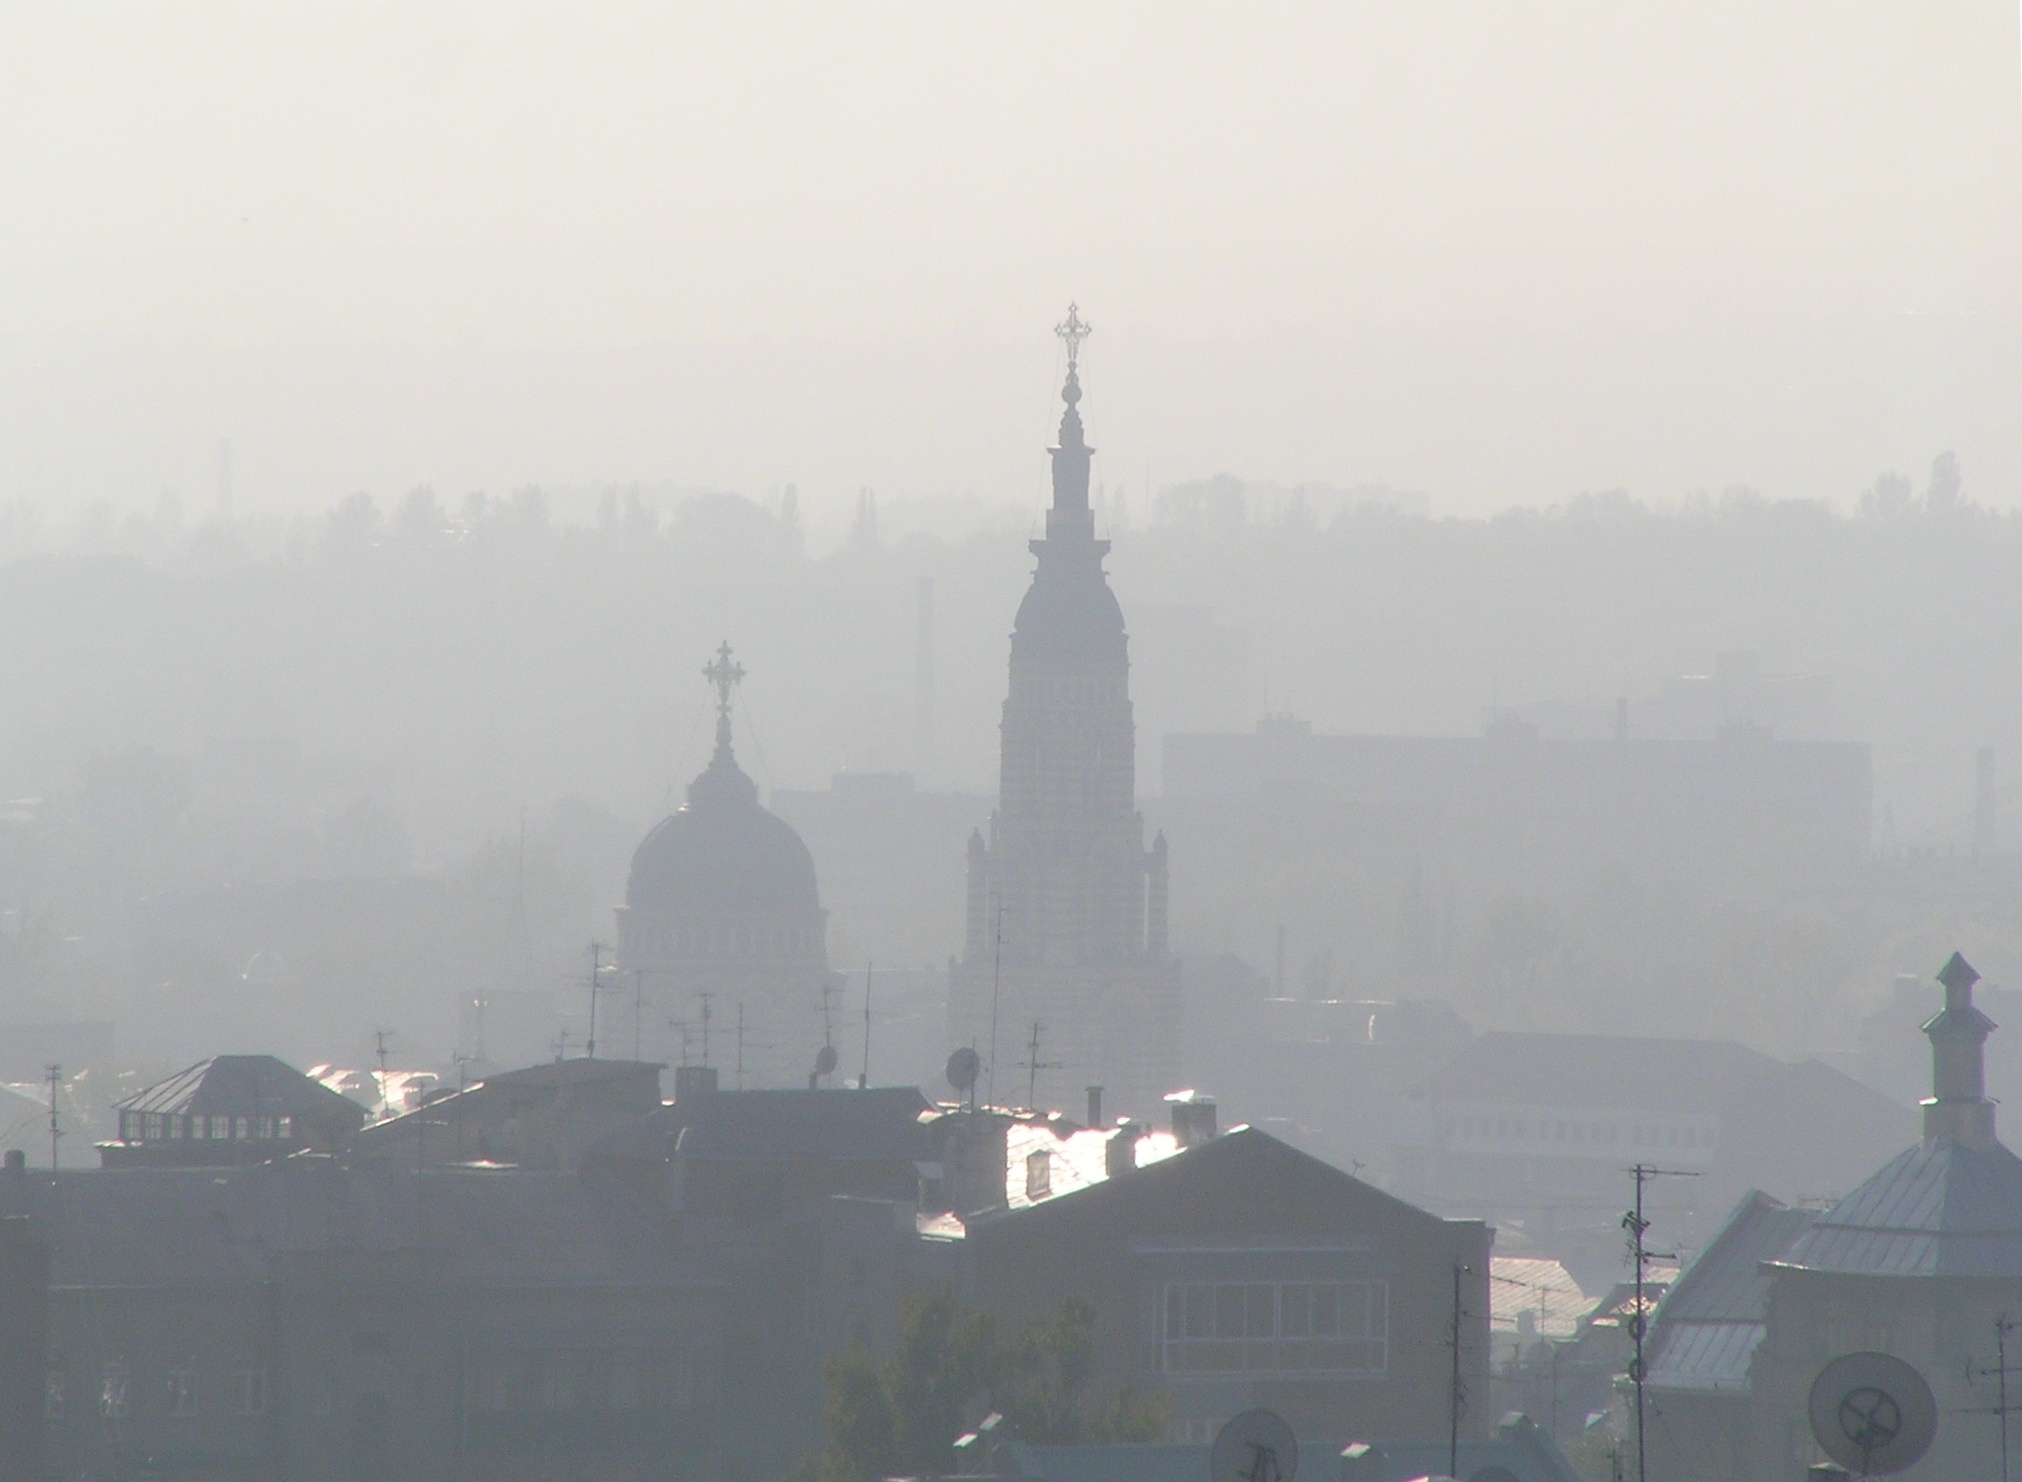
[{"left": 950, "top": 308, "right": 1179, "bottom": 1116}]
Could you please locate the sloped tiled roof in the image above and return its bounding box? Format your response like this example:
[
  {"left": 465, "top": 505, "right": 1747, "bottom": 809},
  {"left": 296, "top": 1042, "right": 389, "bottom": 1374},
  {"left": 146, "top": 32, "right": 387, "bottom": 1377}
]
[
  {"left": 1491, "top": 1256, "right": 1589, "bottom": 1341},
  {"left": 1776, "top": 1137, "right": 2022, "bottom": 1278},
  {"left": 1645, "top": 1191, "right": 1817, "bottom": 1392}
]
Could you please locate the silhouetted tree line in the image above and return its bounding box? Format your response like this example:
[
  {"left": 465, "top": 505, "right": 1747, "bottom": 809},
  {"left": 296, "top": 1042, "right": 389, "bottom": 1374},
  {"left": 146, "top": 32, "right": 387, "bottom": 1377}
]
[{"left": 799, "top": 1288, "right": 1169, "bottom": 1482}]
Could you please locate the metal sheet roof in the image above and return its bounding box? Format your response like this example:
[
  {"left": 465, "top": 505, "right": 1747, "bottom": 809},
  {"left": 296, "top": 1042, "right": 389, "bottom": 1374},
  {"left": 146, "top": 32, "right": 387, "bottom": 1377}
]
[
  {"left": 1777, "top": 1138, "right": 2022, "bottom": 1278},
  {"left": 1644, "top": 1191, "right": 1817, "bottom": 1393}
]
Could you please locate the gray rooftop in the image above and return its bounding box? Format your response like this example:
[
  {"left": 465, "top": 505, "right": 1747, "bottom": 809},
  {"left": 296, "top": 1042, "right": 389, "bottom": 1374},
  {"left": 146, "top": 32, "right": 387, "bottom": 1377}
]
[
  {"left": 1776, "top": 1137, "right": 2022, "bottom": 1278},
  {"left": 1420, "top": 1033, "right": 1776, "bottom": 1112},
  {"left": 1645, "top": 1191, "right": 1818, "bottom": 1393}
]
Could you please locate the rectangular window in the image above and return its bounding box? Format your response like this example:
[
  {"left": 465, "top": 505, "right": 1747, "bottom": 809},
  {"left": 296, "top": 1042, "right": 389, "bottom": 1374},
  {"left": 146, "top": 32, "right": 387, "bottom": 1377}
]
[
  {"left": 99, "top": 1362, "right": 130, "bottom": 1419},
  {"left": 166, "top": 1368, "right": 198, "bottom": 1417},
  {"left": 230, "top": 1365, "right": 266, "bottom": 1416},
  {"left": 1025, "top": 1150, "right": 1052, "bottom": 1200},
  {"left": 1163, "top": 1281, "right": 1387, "bottom": 1377}
]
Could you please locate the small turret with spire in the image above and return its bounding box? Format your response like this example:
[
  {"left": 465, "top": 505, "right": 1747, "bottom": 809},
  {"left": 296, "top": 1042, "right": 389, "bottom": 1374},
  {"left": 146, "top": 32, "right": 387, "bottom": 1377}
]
[
  {"left": 1924, "top": 950, "right": 1998, "bottom": 1148},
  {"left": 1042, "top": 303, "right": 1102, "bottom": 549}
]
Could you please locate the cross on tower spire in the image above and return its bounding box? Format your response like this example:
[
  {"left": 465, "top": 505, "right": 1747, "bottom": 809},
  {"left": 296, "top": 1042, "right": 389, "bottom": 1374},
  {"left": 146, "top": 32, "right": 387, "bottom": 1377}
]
[
  {"left": 703, "top": 641, "right": 746, "bottom": 753},
  {"left": 1055, "top": 302, "right": 1091, "bottom": 370}
]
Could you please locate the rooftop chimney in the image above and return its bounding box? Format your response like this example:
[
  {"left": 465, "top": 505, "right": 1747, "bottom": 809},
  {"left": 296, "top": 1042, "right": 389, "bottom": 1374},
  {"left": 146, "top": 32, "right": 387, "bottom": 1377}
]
[
  {"left": 1165, "top": 1090, "right": 1219, "bottom": 1148},
  {"left": 1085, "top": 1086, "right": 1103, "bottom": 1129},
  {"left": 1924, "top": 951, "right": 1997, "bottom": 1148},
  {"left": 1105, "top": 1120, "right": 1144, "bottom": 1179}
]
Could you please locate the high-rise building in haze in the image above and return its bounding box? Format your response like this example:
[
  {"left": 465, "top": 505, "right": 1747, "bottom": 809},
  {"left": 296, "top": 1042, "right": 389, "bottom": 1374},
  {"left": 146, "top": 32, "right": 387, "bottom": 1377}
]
[{"left": 949, "top": 309, "right": 1180, "bottom": 1115}]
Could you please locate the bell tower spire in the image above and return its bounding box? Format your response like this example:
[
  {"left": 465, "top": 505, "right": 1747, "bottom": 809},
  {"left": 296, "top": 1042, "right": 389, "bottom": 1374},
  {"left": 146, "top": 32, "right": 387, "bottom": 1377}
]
[{"left": 1047, "top": 303, "right": 1096, "bottom": 535}]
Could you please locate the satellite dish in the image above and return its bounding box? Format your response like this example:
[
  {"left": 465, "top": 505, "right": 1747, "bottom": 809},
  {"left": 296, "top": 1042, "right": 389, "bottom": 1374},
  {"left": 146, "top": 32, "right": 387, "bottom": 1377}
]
[
  {"left": 1808, "top": 1352, "right": 1937, "bottom": 1476},
  {"left": 1211, "top": 1409, "right": 1297, "bottom": 1482},
  {"left": 814, "top": 1045, "right": 839, "bottom": 1078},
  {"left": 946, "top": 1047, "right": 981, "bottom": 1094}
]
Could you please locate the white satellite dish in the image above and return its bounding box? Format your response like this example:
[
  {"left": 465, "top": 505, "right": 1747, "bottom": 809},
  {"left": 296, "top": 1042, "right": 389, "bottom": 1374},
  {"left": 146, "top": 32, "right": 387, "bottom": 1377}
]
[
  {"left": 1211, "top": 1409, "right": 1297, "bottom": 1482},
  {"left": 1807, "top": 1352, "right": 1938, "bottom": 1475}
]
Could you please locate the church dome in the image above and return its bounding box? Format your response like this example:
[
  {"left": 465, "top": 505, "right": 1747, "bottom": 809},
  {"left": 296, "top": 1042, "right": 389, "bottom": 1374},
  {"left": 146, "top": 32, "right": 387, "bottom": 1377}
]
[
  {"left": 626, "top": 643, "right": 821, "bottom": 918},
  {"left": 627, "top": 748, "right": 820, "bottom": 916}
]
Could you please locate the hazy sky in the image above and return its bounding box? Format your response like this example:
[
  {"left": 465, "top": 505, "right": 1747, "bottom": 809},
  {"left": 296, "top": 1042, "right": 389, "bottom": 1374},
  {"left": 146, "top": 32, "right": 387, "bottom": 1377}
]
[{"left": 1, "top": 3, "right": 2017, "bottom": 521}]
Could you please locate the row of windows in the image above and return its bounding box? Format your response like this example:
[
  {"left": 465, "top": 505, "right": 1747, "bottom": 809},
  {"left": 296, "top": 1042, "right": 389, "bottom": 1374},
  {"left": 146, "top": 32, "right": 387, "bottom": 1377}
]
[
  {"left": 117, "top": 1112, "right": 296, "bottom": 1144},
  {"left": 633, "top": 924, "right": 813, "bottom": 959},
  {"left": 464, "top": 1353, "right": 700, "bottom": 1414},
  {"left": 1442, "top": 1113, "right": 1714, "bottom": 1151},
  {"left": 49, "top": 1362, "right": 265, "bottom": 1421},
  {"left": 1162, "top": 1281, "right": 1388, "bottom": 1377},
  {"left": 1010, "top": 676, "right": 1125, "bottom": 705}
]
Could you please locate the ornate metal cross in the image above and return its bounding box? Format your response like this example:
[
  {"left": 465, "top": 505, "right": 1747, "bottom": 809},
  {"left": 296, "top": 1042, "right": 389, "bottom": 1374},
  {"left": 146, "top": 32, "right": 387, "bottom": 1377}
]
[
  {"left": 1055, "top": 302, "right": 1091, "bottom": 369},
  {"left": 703, "top": 641, "right": 745, "bottom": 719}
]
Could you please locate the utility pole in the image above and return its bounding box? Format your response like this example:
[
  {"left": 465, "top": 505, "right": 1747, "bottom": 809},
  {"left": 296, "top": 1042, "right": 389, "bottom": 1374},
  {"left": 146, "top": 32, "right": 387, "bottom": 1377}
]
[
  {"left": 698, "top": 991, "right": 715, "bottom": 1067},
  {"left": 1446, "top": 1260, "right": 1473, "bottom": 1478},
  {"left": 374, "top": 1029, "right": 394, "bottom": 1115},
  {"left": 633, "top": 969, "right": 648, "bottom": 1061},
  {"left": 735, "top": 1002, "right": 745, "bottom": 1088},
  {"left": 2003, "top": 1314, "right": 2014, "bottom": 1482},
  {"left": 44, "top": 1064, "right": 60, "bottom": 1180},
  {"left": 1623, "top": 1164, "right": 1697, "bottom": 1482},
  {"left": 584, "top": 941, "right": 607, "bottom": 1059}
]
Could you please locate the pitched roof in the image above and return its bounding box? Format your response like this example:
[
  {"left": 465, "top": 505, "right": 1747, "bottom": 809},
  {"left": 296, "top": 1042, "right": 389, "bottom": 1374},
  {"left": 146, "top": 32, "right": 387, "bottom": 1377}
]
[
  {"left": 1645, "top": 1191, "right": 1817, "bottom": 1393},
  {"left": 1420, "top": 1033, "right": 1776, "bottom": 1112},
  {"left": 1776, "top": 1137, "right": 2022, "bottom": 1278},
  {"left": 117, "top": 1055, "right": 365, "bottom": 1122},
  {"left": 674, "top": 1087, "right": 938, "bottom": 1163},
  {"left": 971, "top": 1124, "right": 1467, "bottom": 1237}
]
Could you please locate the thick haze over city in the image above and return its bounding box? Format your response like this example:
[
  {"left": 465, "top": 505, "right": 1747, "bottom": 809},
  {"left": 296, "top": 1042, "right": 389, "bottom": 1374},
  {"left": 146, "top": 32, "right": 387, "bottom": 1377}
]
[{"left": 1, "top": 11, "right": 2020, "bottom": 1480}]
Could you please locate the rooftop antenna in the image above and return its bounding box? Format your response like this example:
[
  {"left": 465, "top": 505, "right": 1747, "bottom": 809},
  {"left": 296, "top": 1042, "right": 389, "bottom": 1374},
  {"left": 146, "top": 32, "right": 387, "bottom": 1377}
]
[
  {"left": 698, "top": 991, "right": 715, "bottom": 1068},
  {"left": 859, "top": 963, "right": 873, "bottom": 1089},
  {"left": 552, "top": 1026, "right": 572, "bottom": 1062},
  {"left": 987, "top": 894, "right": 1005, "bottom": 1106},
  {"left": 1019, "top": 1021, "right": 1062, "bottom": 1112},
  {"left": 44, "top": 1064, "right": 60, "bottom": 1181},
  {"left": 374, "top": 1028, "right": 394, "bottom": 1112},
  {"left": 736, "top": 1002, "right": 745, "bottom": 1088},
  {"left": 1969, "top": 1313, "right": 2022, "bottom": 1482},
  {"left": 1623, "top": 1163, "right": 1698, "bottom": 1482}
]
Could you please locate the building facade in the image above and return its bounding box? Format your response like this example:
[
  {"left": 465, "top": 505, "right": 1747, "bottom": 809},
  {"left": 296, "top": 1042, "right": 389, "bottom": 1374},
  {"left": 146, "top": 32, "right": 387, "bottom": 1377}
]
[
  {"left": 949, "top": 310, "right": 1180, "bottom": 1117},
  {"left": 1644, "top": 953, "right": 2022, "bottom": 1481}
]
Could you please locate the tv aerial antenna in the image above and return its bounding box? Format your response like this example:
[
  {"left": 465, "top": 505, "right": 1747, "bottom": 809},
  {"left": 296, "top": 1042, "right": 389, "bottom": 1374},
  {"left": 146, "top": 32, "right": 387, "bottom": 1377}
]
[
  {"left": 1807, "top": 1351, "right": 1937, "bottom": 1476},
  {"left": 1210, "top": 1409, "right": 1296, "bottom": 1482},
  {"left": 1017, "top": 1020, "right": 1062, "bottom": 1112}
]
